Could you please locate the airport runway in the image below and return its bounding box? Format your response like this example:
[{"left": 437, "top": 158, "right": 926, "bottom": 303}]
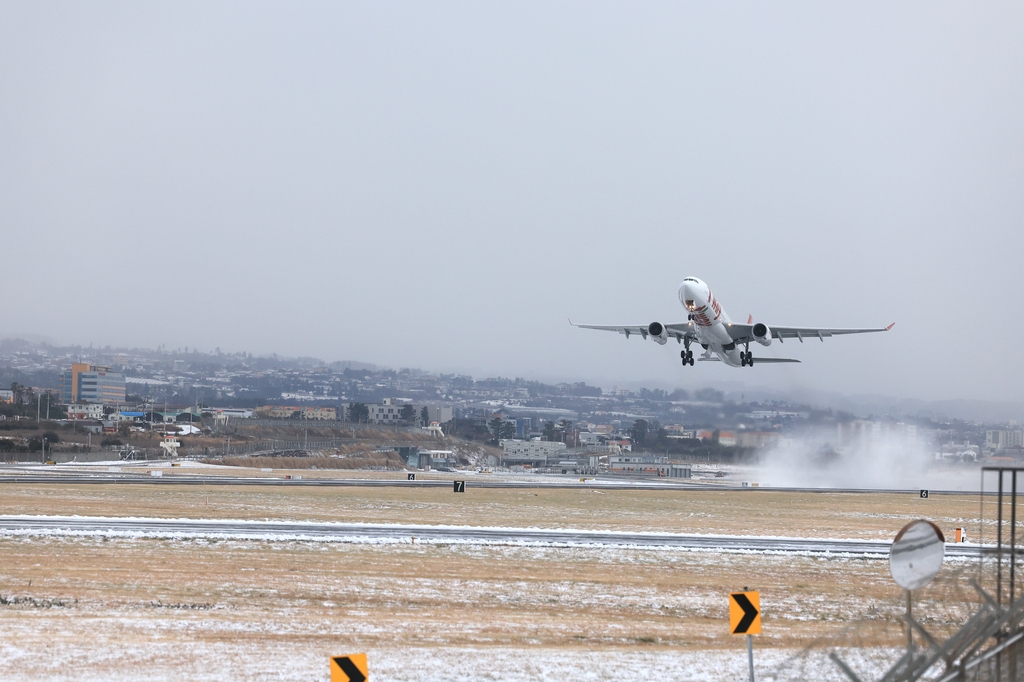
[
  {"left": 0, "top": 515, "right": 981, "bottom": 557},
  {"left": 0, "top": 472, "right": 706, "bottom": 491},
  {"left": 0, "top": 472, "right": 972, "bottom": 495}
]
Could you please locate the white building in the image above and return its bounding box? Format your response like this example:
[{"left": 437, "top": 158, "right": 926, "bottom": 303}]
[
  {"left": 361, "top": 399, "right": 452, "bottom": 425},
  {"left": 66, "top": 403, "right": 104, "bottom": 420},
  {"left": 987, "top": 430, "right": 1024, "bottom": 451},
  {"left": 499, "top": 439, "right": 567, "bottom": 466},
  {"left": 500, "top": 439, "right": 567, "bottom": 457},
  {"left": 367, "top": 398, "right": 414, "bottom": 424}
]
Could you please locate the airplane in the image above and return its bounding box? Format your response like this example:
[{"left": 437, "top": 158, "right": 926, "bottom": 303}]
[{"left": 571, "top": 276, "right": 894, "bottom": 368}]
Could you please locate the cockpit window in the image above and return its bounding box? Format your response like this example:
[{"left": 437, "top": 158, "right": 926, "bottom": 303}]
[{"left": 685, "top": 299, "right": 697, "bottom": 311}]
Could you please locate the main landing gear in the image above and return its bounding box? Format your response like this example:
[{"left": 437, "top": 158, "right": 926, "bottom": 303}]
[
  {"left": 680, "top": 344, "right": 694, "bottom": 366},
  {"left": 740, "top": 351, "right": 754, "bottom": 367}
]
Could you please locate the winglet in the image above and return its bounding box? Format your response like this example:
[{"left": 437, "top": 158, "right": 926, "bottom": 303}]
[
  {"left": 568, "top": 318, "right": 575, "bottom": 326},
  {"left": 747, "top": 314, "right": 753, "bottom": 324},
  {"left": 885, "top": 322, "right": 895, "bottom": 331}
]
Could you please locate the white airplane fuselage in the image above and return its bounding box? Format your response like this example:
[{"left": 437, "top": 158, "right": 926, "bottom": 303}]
[{"left": 678, "top": 277, "right": 745, "bottom": 367}]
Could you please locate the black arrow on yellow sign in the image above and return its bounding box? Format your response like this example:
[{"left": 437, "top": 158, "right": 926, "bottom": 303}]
[
  {"left": 331, "top": 655, "right": 367, "bottom": 682},
  {"left": 729, "top": 591, "right": 761, "bottom": 635}
]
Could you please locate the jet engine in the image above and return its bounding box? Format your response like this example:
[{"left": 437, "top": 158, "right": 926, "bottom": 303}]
[
  {"left": 752, "top": 322, "right": 772, "bottom": 347},
  {"left": 647, "top": 322, "right": 669, "bottom": 345}
]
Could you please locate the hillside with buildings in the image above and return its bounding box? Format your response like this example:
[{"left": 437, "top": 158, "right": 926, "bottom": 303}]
[{"left": 1, "top": 337, "right": 1021, "bottom": 474}]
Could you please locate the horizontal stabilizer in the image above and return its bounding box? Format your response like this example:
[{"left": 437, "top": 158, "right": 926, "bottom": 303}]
[
  {"left": 697, "top": 357, "right": 720, "bottom": 362},
  {"left": 752, "top": 358, "right": 801, "bottom": 364}
]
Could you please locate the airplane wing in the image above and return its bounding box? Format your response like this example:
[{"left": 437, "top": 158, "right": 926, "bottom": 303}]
[
  {"left": 570, "top": 320, "right": 697, "bottom": 342},
  {"left": 726, "top": 322, "right": 895, "bottom": 344}
]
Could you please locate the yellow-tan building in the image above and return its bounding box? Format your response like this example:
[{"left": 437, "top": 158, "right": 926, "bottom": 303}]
[{"left": 256, "top": 405, "right": 337, "bottom": 420}]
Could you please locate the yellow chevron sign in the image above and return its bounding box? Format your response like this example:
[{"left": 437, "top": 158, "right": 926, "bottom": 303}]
[
  {"left": 331, "top": 653, "right": 368, "bottom": 682},
  {"left": 729, "top": 591, "right": 761, "bottom": 635}
]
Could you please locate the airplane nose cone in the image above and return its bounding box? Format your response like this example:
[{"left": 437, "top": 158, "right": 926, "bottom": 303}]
[
  {"left": 678, "top": 281, "right": 705, "bottom": 311},
  {"left": 677, "top": 282, "right": 692, "bottom": 304}
]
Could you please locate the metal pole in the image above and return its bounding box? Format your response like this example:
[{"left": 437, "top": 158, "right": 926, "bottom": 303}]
[
  {"left": 981, "top": 469, "right": 986, "bottom": 584},
  {"left": 746, "top": 634, "right": 755, "bottom": 682},
  {"left": 906, "top": 590, "right": 913, "bottom": 658},
  {"left": 1012, "top": 470, "right": 1018, "bottom": 605},
  {"left": 999, "top": 470, "right": 1005, "bottom": 608},
  {"left": 1013, "top": 470, "right": 1020, "bottom": 682}
]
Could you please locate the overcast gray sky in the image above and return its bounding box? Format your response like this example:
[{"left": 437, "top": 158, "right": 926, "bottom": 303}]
[{"left": 2, "top": 2, "right": 1022, "bottom": 402}]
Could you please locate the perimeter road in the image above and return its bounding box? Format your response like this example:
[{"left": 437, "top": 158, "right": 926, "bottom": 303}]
[{"left": 0, "top": 515, "right": 982, "bottom": 557}]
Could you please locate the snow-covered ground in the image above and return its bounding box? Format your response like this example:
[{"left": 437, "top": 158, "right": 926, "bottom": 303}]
[
  {"left": 0, "top": 639, "right": 903, "bottom": 681},
  {"left": 0, "top": 532, "right": 968, "bottom": 681}
]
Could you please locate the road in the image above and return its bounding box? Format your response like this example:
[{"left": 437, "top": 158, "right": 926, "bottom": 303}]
[{"left": 0, "top": 515, "right": 981, "bottom": 557}]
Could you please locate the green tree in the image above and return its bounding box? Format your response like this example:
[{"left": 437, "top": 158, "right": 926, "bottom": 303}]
[
  {"left": 499, "top": 421, "right": 516, "bottom": 440},
  {"left": 44, "top": 391, "right": 66, "bottom": 419},
  {"left": 420, "top": 406, "right": 430, "bottom": 425},
  {"left": 695, "top": 388, "right": 725, "bottom": 403},
  {"left": 348, "top": 402, "right": 369, "bottom": 423},
  {"left": 630, "top": 419, "right": 648, "bottom": 449},
  {"left": 542, "top": 420, "right": 556, "bottom": 441},
  {"left": 400, "top": 404, "right": 415, "bottom": 424},
  {"left": 488, "top": 416, "right": 505, "bottom": 445},
  {"left": 557, "top": 419, "right": 574, "bottom": 445}
]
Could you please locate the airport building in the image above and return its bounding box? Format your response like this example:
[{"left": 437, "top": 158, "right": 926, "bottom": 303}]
[
  {"left": 610, "top": 454, "right": 691, "bottom": 478},
  {"left": 499, "top": 439, "right": 567, "bottom": 467},
  {"left": 0, "top": 389, "right": 12, "bottom": 404},
  {"left": 59, "top": 364, "right": 126, "bottom": 405}
]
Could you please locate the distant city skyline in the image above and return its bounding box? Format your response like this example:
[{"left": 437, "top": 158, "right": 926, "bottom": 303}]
[{"left": 3, "top": 335, "right": 1024, "bottom": 425}]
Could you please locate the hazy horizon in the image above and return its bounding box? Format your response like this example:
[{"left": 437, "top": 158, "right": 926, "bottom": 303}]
[{"left": 3, "top": 3, "right": 1022, "bottom": 403}]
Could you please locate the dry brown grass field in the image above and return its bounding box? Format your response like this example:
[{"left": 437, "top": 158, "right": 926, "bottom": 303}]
[{"left": 0, "top": 483, "right": 987, "bottom": 680}]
